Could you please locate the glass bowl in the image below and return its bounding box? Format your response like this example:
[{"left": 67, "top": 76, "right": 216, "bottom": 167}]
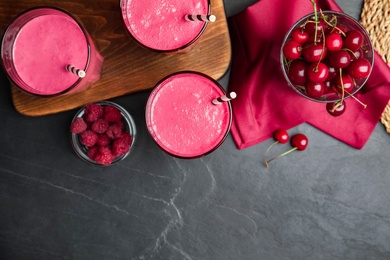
[
  {"left": 280, "top": 10, "right": 374, "bottom": 103},
  {"left": 70, "top": 101, "right": 136, "bottom": 166}
]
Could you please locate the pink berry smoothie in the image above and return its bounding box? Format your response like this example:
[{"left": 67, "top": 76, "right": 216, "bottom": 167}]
[
  {"left": 121, "top": 0, "right": 210, "bottom": 52},
  {"left": 146, "top": 72, "right": 232, "bottom": 158},
  {"left": 1, "top": 8, "right": 103, "bottom": 96}
]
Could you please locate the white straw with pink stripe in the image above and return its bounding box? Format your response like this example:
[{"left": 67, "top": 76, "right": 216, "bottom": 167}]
[
  {"left": 212, "top": 92, "right": 237, "bottom": 105},
  {"left": 66, "top": 65, "right": 86, "bottom": 78},
  {"left": 185, "top": 14, "right": 216, "bottom": 23}
]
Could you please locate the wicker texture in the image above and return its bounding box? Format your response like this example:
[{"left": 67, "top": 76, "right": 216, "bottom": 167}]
[{"left": 360, "top": 0, "right": 390, "bottom": 132}]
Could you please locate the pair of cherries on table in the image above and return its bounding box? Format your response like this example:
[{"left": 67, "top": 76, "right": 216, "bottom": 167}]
[
  {"left": 282, "top": 11, "right": 373, "bottom": 116},
  {"left": 264, "top": 129, "right": 308, "bottom": 168}
]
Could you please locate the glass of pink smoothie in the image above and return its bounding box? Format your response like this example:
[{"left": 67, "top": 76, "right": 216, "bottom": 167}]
[
  {"left": 145, "top": 71, "right": 232, "bottom": 158},
  {"left": 120, "top": 0, "right": 212, "bottom": 52},
  {"left": 1, "top": 7, "right": 104, "bottom": 96}
]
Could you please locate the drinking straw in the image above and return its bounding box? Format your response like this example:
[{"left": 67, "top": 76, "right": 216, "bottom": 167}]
[
  {"left": 66, "top": 65, "right": 86, "bottom": 78},
  {"left": 185, "top": 14, "right": 216, "bottom": 23},
  {"left": 212, "top": 92, "right": 237, "bottom": 105}
]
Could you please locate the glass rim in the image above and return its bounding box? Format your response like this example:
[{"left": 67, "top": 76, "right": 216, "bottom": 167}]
[
  {"left": 145, "top": 71, "right": 232, "bottom": 159},
  {"left": 0, "top": 6, "right": 92, "bottom": 97},
  {"left": 120, "top": 0, "right": 211, "bottom": 53}
]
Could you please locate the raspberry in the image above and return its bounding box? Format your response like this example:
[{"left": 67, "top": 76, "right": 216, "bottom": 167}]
[
  {"left": 114, "top": 119, "right": 124, "bottom": 130},
  {"left": 120, "top": 132, "right": 133, "bottom": 145},
  {"left": 87, "top": 145, "right": 99, "bottom": 160},
  {"left": 99, "top": 146, "right": 112, "bottom": 156},
  {"left": 96, "top": 134, "right": 111, "bottom": 147},
  {"left": 84, "top": 103, "right": 104, "bottom": 122},
  {"left": 70, "top": 117, "right": 87, "bottom": 134},
  {"left": 91, "top": 118, "right": 109, "bottom": 134},
  {"left": 104, "top": 105, "right": 122, "bottom": 123},
  {"left": 106, "top": 123, "right": 123, "bottom": 139},
  {"left": 112, "top": 137, "right": 130, "bottom": 156},
  {"left": 80, "top": 130, "right": 98, "bottom": 147},
  {"left": 94, "top": 146, "right": 113, "bottom": 166}
]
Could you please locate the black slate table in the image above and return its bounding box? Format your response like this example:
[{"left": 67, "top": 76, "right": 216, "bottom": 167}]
[{"left": 1, "top": 0, "right": 390, "bottom": 259}]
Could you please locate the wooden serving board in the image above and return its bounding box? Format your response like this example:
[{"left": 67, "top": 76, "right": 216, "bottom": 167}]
[{"left": 0, "top": 0, "right": 231, "bottom": 116}]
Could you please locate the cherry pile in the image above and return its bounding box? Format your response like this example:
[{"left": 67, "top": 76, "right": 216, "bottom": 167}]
[
  {"left": 264, "top": 129, "right": 308, "bottom": 168},
  {"left": 282, "top": 11, "right": 372, "bottom": 116}
]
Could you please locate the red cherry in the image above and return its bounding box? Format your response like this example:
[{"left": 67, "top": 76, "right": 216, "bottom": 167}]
[
  {"left": 264, "top": 129, "right": 290, "bottom": 167},
  {"left": 264, "top": 133, "right": 308, "bottom": 168},
  {"left": 273, "top": 129, "right": 289, "bottom": 143},
  {"left": 288, "top": 60, "right": 308, "bottom": 85},
  {"left": 308, "top": 36, "right": 323, "bottom": 44},
  {"left": 343, "top": 30, "right": 364, "bottom": 52},
  {"left": 283, "top": 40, "right": 302, "bottom": 60},
  {"left": 303, "top": 44, "right": 327, "bottom": 62},
  {"left": 323, "top": 80, "right": 334, "bottom": 94},
  {"left": 347, "top": 58, "right": 371, "bottom": 79},
  {"left": 325, "top": 33, "right": 343, "bottom": 51},
  {"left": 351, "top": 48, "right": 363, "bottom": 60},
  {"left": 335, "top": 74, "right": 354, "bottom": 93},
  {"left": 291, "top": 134, "right": 308, "bottom": 150},
  {"left": 327, "top": 65, "right": 338, "bottom": 80},
  {"left": 329, "top": 50, "right": 351, "bottom": 68},
  {"left": 291, "top": 28, "right": 309, "bottom": 44},
  {"left": 330, "top": 24, "right": 347, "bottom": 35},
  {"left": 306, "top": 81, "right": 325, "bottom": 99},
  {"left": 305, "top": 20, "right": 326, "bottom": 42},
  {"left": 307, "top": 62, "right": 329, "bottom": 83},
  {"left": 326, "top": 100, "right": 346, "bottom": 116}
]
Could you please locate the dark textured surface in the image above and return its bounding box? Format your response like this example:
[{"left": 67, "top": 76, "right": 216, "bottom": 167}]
[{"left": 2, "top": 0, "right": 390, "bottom": 259}]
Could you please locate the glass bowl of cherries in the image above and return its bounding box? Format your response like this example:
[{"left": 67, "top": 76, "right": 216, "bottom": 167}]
[{"left": 280, "top": 10, "right": 374, "bottom": 116}]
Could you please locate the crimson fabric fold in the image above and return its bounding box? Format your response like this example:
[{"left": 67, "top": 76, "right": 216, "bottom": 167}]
[{"left": 227, "top": 0, "right": 390, "bottom": 149}]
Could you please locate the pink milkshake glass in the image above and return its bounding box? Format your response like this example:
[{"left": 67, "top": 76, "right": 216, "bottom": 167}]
[
  {"left": 145, "top": 71, "right": 232, "bottom": 158},
  {"left": 1, "top": 7, "right": 104, "bottom": 96},
  {"left": 120, "top": 0, "right": 213, "bottom": 52}
]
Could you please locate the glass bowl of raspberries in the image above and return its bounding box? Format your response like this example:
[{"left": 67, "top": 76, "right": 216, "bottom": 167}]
[
  {"left": 280, "top": 10, "right": 374, "bottom": 116},
  {"left": 70, "top": 101, "right": 136, "bottom": 166}
]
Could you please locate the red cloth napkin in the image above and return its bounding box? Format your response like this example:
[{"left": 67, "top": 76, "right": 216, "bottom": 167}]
[{"left": 228, "top": 0, "right": 390, "bottom": 149}]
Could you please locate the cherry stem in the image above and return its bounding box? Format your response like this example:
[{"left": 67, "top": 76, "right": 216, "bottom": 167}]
[
  {"left": 360, "top": 44, "right": 369, "bottom": 53},
  {"left": 339, "top": 68, "right": 345, "bottom": 103},
  {"left": 315, "top": 29, "right": 326, "bottom": 71},
  {"left": 310, "top": 0, "right": 318, "bottom": 43},
  {"left": 344, "top": 89, "right": 367, "bottom": 108},
  {"left": 284, "top": 57, "right": 292, "bottom": 70},
  {"left": 329, "top": 69, "right": 346, "bottom": 113},
  {"left": 263, "top": 141, "right": 279, "bottom": 166},
  {"left": 265, "top": 147, "right": 298, "bottom": 168},
  {"left": 343, "top": 48, "right": 359, "bottom": 59},
  {"left": 330, "top": 100, "right": 342, "bottom": 113},
  {"left": 321, "top": 13, "right": 346, "bottom": 37}
]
